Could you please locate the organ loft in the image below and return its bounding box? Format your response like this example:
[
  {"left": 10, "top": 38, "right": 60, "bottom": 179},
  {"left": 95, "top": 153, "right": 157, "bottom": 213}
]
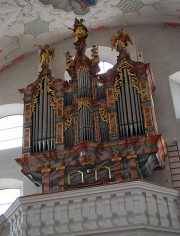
[{"left": 16, "top": 19, "right": 167, "bottom": 193}]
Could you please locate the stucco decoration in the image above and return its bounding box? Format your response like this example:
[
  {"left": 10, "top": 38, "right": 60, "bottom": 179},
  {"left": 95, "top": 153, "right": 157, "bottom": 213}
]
[
  {"left": 24, "top": 16, "right": 50, "bottom": 37},
  {"left": 0, "top": 0, "right": 180, "bottom": 72},
  {"left": 39, "top": 0, "right": 99, "bottom": 15},
  {"left": 116, "top": 0, "right": 145, "bottom": 13}
]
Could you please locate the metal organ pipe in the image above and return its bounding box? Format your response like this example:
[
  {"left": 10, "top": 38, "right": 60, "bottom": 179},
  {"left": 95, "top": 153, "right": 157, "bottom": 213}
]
[
  {"left": 42, "top": 79, "right": 47, "bottom": 151},
  {"left": 116, "top": 67, "right": 145, "bottom": 138},
  {"left": 35, "top": 103, "right": 39, "bottom": 152},
  {"left": 38, "top": 88, "right": 43, "bottom": 151},
  {"left": 77, "top": 67, "right": 94, "bottom": 142},
  {"left": 47, "top": 94, "right": 50, "bottom": 150},
  {"left": 31, "top": 77, "right": 56, "bottom": 153}
]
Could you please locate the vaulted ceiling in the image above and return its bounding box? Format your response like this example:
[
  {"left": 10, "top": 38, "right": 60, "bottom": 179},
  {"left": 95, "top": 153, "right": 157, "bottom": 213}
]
[{"left": 0, "top": 0, "right": 180, "bottom": 72}]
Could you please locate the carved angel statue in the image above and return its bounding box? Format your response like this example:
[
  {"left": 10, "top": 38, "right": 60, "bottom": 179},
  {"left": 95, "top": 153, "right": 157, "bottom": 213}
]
[
  {"left": 111, "top": 23, "right": 134, "bottom": 51},
  {"left": 33, "top": 44, "right": 55, "bottom": 66},
  {"left": 66, "top": 18, "right": 88, "bottom": 46}
]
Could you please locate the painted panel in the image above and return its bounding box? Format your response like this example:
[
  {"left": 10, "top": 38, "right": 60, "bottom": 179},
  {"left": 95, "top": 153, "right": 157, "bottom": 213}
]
[
  {"left": 23, "top": 128, "right": 30, "bottom": 149},
  {"left": 56, "top": 123, "right": 63, "bottom": 143},
  {"left": 109, "top": 113, "right": 117, "bottom": 134},
  {"left": 140, "top": 81, "right": 150, "bottom": 101},
  {"left": 106, "top": 88, "right": 115, "bottom": 107},
  {"left": 56, "top": 98, "right": 63, "bottom": 118},
  {"left": 74, "top": 117, "right": 78, "bottom": 145},
  {"left": 23, "top": 152, "right": 30, "bottom": 158},
  {"left": 143, "top": 106, "right": 153, "bottom": 128},
  {"left": 24, "top": 103, "right": 31, "bottom": 123},
  {"left": 94, "top": 112, "right": 99, "bottom": 141}
]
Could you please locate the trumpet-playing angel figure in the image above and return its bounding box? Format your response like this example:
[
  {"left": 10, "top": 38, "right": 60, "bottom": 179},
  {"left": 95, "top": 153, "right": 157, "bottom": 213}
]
[
  {"left": 33, "top": 44, "right": 55, "bottom": 66},
  {"left": 111, "top": 23, "right": 134, "bottom": 51}
]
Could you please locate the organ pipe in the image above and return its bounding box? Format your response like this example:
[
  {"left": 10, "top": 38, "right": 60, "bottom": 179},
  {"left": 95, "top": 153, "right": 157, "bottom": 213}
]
[
  {"left": 31, "top": 77, "right": 55, "bottom": 153},
  {"left": 116, "top": 67, "right": 145, "bottom": 138}
]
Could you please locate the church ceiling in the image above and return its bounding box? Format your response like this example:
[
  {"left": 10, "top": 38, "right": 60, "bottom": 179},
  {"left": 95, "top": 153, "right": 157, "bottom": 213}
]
[{"left": 0, "top": 0, "right": 180, "bottom": 72}]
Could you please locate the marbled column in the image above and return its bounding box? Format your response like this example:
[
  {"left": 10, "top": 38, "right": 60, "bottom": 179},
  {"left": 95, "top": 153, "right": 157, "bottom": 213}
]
[
  {"left": 56, "top": 166, "right": 65, "bottom": 191},
  {"left": 127, "top": 155, "right": 138, "bottom": 180},
  {"left": 41, "top": 167, "right": 51, "bottom": 193},
  {"left": 112, "top": 156, "right": 122, "bottom": 182}
]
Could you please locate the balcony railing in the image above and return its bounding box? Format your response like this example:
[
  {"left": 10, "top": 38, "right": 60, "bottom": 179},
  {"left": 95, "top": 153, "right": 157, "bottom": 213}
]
[{"left": 0, "top": 181, "right": 180, "bottom": 236}]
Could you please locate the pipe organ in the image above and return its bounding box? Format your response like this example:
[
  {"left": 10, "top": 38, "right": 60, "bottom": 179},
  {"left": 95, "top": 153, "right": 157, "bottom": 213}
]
[{"left": 16, "top": 19, "right": 167, "bottom": 193}]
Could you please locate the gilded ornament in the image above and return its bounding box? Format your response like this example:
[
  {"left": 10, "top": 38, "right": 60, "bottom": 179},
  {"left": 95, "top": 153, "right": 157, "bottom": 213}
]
[
  {"left": 31, "top": 77, "right": 44, "bottom": 112},
  {"left": 78, "top": 101, "right": 93, "bottom": 112},
  {"left": 31, "top": 75, "right": 56, "bottom": 112},
  {"left": 56, "top": 166, "right": 65, "bottom": 171},
  {"left": 114, "top": 72, "right": 123, "bottom": 101},
  {"left": 112, "top": 156, "right": 122, "bottom": 162},
  {"left": 76, "top": 66, "right": 90, "bottom": 76},
  {"left": 95, "top": 166, "right": 111, "bottom": 181},
  {"left": 33, "top": 44, "right": 55, "bottom": 66},
  {"left": 114, "top": 59, "right": 139, "bottom": 101},
  {"left": 91, "top": 45, "right": 99, "bottom": 64},
  {"left": 110, "top": 23, "right": 134, "bottom": 52},
  {"left": 99, "top": 108, "right": 108, "bottom": 123},
  {"left": 41, "top": 167, "right": 51, "bottom": 173},
  {"left": 127, "top": 154, "right": 137, "bottom": 159},
  {"left": 64, "top": 115, "right": 73, "bottom": 131},
  {"left": 46, "top": 77, "right": 56, "bottom": 112}
]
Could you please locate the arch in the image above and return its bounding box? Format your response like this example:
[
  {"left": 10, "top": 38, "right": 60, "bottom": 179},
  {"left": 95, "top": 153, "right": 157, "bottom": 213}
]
[
  {"left": 95, "top": 166, "right": 111, "bottom": 181},
  {"left": 169, "top": 71, "right": 180, "bottom": 119},
  {"left": 0, "top": 114, "right": 23, "bottom": 150},
  {"left": 0, "top": 178, "right": 23, "bottom": 214},
  {"left": 64, "top": 46, "right": 118, "bottom": 81},
  {"left": 0, "top": 103, "right": 23, "bottom": 118},
  {"left": 0, "top": 178, "right": 23, "bottom": 192},
  {"left": 67, "top": 170, "right": 84, "bottom": 185}
]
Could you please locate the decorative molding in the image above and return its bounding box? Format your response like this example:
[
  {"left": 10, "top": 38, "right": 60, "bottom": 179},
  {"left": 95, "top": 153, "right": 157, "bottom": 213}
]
[{"left": 1, "top": 181, "right": 180, "bottom": 236}]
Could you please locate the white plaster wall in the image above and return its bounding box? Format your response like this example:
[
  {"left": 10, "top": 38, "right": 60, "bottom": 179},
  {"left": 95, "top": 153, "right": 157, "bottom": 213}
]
[{"left": 0, "top": 25, "right": 179, "bottom": 194}]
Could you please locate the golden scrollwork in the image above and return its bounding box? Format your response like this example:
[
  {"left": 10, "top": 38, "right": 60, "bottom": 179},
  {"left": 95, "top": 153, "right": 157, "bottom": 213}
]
[
  {"left": 91, "top": 45, "right": 99, "bottom": 64},
  {"left": 76, "top": 66, "right": 90, "bottom": 76},
  {"left": 78, "top": 101, "right": 93, "bottom": 112},
  {"left": 131, "top": 77, "right": 139, "bottom": 93},
  {"left": 114, "top": 72, "right": 123, "bottom": 101},
  {"left": 31, "top": 75, "right": 56, "bottom": 112},
  {"left": 114, "top": 59, "right": 139, "bottom": 101},
  {"left": 64, "top": 115, "right": 73, "bottom": 131},
  {"left": 46, "top": 77, "right": 56, "bottom": 112},
  {"left": 99, "top": 108, "right": 108, "bottom": 123},
  {"left": 31, "top": 77, "right": 44, "bottom": 112}
]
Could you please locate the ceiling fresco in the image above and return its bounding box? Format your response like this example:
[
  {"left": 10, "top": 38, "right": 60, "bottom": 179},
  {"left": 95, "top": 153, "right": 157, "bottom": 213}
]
[
  {"left": 39, "top": 0, "right": 99, "bottom": 15},
  {"left": 0, "top": 0, "right": 179, "bottom": 72}
]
